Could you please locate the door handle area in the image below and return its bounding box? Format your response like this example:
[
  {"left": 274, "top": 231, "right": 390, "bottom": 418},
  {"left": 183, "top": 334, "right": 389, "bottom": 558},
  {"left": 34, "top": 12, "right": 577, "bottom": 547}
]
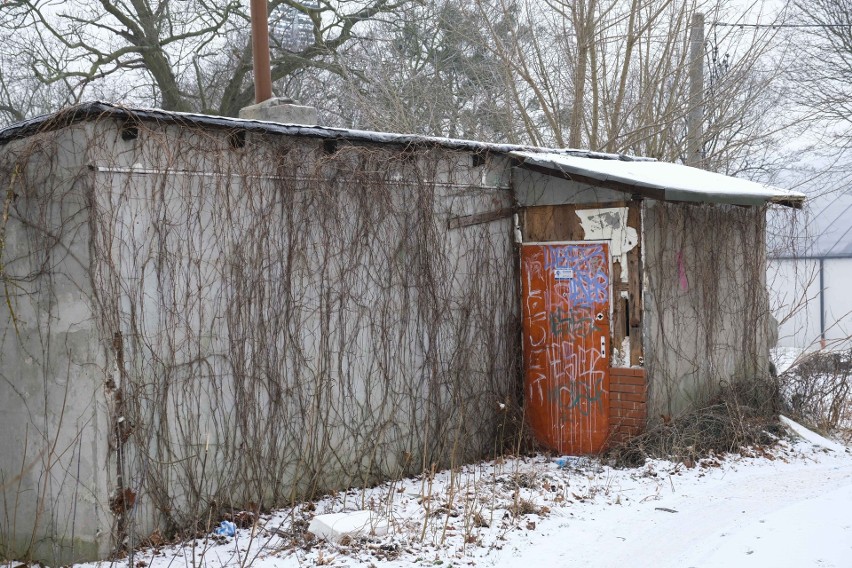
[{"left": 601, "top": 336, "right": 606, "bottom": 358}]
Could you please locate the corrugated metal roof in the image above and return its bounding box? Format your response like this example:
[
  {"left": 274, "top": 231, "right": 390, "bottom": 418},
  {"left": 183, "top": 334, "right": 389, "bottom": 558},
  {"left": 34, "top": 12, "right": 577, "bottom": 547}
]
[{"left": 0, "top": 101, "right": 805, "bottom": 209}]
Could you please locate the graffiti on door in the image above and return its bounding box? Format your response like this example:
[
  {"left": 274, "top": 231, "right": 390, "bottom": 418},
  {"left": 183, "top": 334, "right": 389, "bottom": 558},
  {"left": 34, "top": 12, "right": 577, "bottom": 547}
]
[{"left": 521, "top": 243, "right": 611, "bottom": 454}]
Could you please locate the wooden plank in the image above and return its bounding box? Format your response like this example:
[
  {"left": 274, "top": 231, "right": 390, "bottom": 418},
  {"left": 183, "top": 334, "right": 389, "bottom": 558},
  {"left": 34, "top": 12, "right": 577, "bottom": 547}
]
[
  {"left": 612, "top": 261, "right": 626, "bottom": 351},
  {"left": 570, "top": 201, "right": 629, "bottom": 210},
  {"left": 447, "top": 207, "right": 514, "bottom": 229},
  {"left": 522, "top": 205, "right": 585, "bottom": 241},
  {"left": 521, "top": 201, "right": 644, "bottom": 366},
  {"left": 627, "top": 201, "right": 643, "bottom": 365}
]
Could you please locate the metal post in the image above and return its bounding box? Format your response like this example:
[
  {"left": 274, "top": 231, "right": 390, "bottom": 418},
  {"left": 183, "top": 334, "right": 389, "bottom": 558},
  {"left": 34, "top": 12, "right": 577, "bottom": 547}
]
[
  {"left": 687, "top": 12, "right": 704, "bottom": 168},
  {"left": 250, "top": 0, "right": 273, "bottom": 103},
  {"left": 820, "top": 257, "right": 826, "bottom": 349}
]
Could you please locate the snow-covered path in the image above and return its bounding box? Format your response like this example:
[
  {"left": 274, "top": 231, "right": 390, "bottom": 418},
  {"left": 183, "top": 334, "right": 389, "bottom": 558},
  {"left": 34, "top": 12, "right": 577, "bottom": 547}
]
[
  {"left": 70, "top": 419, "right": 852, "bottom": 568},
  {"left": 488, "top": 451, "right": 852, "bottom": 568}
]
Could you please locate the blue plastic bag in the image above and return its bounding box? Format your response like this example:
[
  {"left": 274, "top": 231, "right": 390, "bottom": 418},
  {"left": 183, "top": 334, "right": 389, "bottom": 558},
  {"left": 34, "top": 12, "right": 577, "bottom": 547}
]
[
  {"left": 213, "top": 520, "right": 236, "bottom": 537},
  {"left": 554, "top": 456, "right": 586, "bottom": 469}
]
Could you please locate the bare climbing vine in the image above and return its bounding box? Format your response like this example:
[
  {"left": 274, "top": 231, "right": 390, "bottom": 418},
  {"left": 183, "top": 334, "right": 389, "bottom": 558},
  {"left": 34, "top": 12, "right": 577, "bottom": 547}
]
[
  {"left": 0, "top": 112, "right": 520, "bottom": 557},
  {"left": 643, "top": 201, "right": 775, "bottom": 420}
]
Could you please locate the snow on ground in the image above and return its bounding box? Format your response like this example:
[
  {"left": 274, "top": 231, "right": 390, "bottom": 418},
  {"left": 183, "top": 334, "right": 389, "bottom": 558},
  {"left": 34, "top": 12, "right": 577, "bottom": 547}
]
[
  {"left": 780, "top": 415, "right": 848, "bottom": 453},
  {"left": 76, "top": 418, "right": 852, "bottom": 568},
  {"left": 771, "top": 346, "right": 804, "bottom": 375}
]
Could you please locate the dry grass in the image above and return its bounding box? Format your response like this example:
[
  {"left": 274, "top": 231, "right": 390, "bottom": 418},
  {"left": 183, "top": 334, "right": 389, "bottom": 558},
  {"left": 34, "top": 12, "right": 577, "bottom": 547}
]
[{"left": 606, "top": 377, "right": 785, "bottom": 468}]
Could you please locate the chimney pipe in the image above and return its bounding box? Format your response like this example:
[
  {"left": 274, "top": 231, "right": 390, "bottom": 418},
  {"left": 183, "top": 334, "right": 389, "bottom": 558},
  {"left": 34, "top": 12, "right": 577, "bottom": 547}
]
[{"left": 250, "top": 0, "right": 273, "bottom": 103}]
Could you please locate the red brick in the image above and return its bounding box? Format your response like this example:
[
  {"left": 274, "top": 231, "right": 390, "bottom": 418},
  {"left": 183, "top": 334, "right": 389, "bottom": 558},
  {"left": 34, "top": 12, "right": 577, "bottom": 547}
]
[
  {"left": 610, "top": 383, "right": 646, "bottom": 395},
  {"left": 612, "top": 415, "right": 646, "bottom": 426},
  {"left": 612, "top": 419, "right": 642, "bottom": 427},
  {"left": 610, "top": 379, "right": 645, "bottom": 388},
  {"left": 612, "top": 398, "right": 645, "bottom": 408},
  {"left": 612, "top": 405, "right": 643, "bottom": 414},
  {"left": 610, "top": 400, "right": 644, "bottom": 411},
  {"left": 610, "top": 391, "right": 645, "bottom": 402},
  {"left": 617, "top": 392, "right": 644, "bottom": 402},
  {"left": 608, "top": 429, "right": 641, "bottom": 443},
  {"left": 610, "top": 367, "right": 646, "bottom": 378},
  {"left": 610, "top": 417, "right": 645, "bottom": 428},
  {"left": 609, "top": 373, "right": 646, "bottom": 386}
]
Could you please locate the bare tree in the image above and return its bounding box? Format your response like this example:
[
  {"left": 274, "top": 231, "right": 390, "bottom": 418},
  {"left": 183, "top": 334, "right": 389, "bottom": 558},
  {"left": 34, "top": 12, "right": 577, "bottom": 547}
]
[
  {"left": 790, "top": 0, "right": 852, "bottom": 144},
  {"left": 0, "top": 0, "right": 410, "bottom": 122},
  {"left": 322, "top": 1, "right": 522, "bottom": 140},
  {"left": 481, "top": 0, "right": 793, "bottom": 170},
  {"left": 327, "top": 0, "right": 795, "bottom": 176},
  {"left": 0, "top": 0, "right": 798, "bottom": 176}
]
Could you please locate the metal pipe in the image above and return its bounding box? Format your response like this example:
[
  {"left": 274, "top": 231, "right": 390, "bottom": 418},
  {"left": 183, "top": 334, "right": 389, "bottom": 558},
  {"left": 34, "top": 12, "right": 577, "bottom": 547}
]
[
  {"left": 250, "top": 0, "right": 273, "bottom": 103},
  {"left": 820, "top": 257, "right": 826, "bottom": 349},
  {"left": 89, "top": 166, "right": 510, "bottom": 190},
  {"left": 770, "top": 254, "right": 852, "bottom": 260}
]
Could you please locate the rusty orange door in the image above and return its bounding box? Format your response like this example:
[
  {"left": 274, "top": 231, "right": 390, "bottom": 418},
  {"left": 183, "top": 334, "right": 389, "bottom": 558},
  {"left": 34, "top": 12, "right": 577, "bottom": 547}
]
[{"left": 521, "top": 242, "right": 610, "bottom": 454}]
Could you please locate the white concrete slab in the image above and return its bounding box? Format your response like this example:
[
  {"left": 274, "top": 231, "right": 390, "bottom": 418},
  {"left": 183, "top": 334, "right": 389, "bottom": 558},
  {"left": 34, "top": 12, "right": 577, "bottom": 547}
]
[{"left": 307, "top": 510, "right": 388, "bottom": 542}]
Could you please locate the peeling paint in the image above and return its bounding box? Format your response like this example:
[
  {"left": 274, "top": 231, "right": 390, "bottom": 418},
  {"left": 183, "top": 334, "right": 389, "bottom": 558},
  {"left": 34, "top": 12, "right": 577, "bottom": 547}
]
[
  {"left": 576, "top": 208, "right": 638, "bottom": 282},
  {"left": 612, "top": 336, "right": 631, "bottom": 367}
]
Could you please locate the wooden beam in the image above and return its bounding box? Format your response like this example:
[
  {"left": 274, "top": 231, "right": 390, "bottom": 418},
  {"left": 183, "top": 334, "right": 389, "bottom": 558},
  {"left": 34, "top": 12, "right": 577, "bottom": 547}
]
[
  {"left": 627, "top": 201, "right": 644, "bottom": 365},
  {"left": 447, "top": 207, "right": 514, "bottom": 230}
]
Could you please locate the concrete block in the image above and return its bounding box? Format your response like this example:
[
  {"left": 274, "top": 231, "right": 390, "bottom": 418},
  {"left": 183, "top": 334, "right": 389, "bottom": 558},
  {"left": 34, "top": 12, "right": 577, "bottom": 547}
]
[
  {"left": 308, "top": 510, "right": 388, "bottom": 542},
  {"left": 238, "top": 97, "right": 318, "bottom": 125}
]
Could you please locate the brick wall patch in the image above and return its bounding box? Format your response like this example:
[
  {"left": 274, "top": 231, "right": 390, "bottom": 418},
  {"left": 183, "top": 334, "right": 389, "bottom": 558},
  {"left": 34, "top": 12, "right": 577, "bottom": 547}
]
[{"left": 608, "top": 367, "right": 647, "bottom": 445}]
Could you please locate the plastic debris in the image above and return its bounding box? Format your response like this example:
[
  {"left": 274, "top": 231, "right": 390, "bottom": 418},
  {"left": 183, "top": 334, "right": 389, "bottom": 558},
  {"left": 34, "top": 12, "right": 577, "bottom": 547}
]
[
  {"left": 213, "top": 520, "right": 236, "bottom": 537},
  {"left": 555, "top": 456, "right": 588, "bottom": 469},
  {"left": 308, "top": 510, "right": 388, "bottom": 542}
]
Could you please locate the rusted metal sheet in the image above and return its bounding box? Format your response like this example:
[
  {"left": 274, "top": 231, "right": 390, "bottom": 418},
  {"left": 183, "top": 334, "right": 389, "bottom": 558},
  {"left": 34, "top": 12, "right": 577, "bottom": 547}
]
[{"left": 521, "top": 242, "right": 611, "bottom": 454}]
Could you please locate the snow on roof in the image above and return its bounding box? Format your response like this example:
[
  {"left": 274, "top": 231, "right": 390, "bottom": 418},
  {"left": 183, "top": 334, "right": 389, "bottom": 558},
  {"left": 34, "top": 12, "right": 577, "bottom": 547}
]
[
  {"left": 0, "top": 101, "right": 805, "bottom": 209},
  {"left": 511, "top": 151, "right": 805, "bottom": 209},
  {"left": 0, "top": 101, "right": 620, "bottom": 159}
]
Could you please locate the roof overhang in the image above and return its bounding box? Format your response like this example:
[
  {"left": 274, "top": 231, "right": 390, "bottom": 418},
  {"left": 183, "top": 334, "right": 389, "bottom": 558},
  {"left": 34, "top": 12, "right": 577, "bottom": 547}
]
[{"left": 511, "top": 151, "right": 805, "bottom": 209}]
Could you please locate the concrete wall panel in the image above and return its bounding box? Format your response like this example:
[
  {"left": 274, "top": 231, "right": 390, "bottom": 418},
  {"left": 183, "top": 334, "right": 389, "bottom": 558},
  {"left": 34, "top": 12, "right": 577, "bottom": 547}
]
[
  {"left": 0, "top": 121, "right": 520, "bottom": 561},
  {"left": 0, "top": 126, "right": 111, "bottom": 564},
  {"left": 643, "top": 201, "right": 774, "bottom": 419}
]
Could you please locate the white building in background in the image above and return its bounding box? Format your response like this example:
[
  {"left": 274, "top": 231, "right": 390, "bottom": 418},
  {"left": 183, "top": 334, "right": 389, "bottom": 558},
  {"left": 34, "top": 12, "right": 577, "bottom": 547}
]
[{"left": 769, "top": 189, "right": 852, "bottom": 352}]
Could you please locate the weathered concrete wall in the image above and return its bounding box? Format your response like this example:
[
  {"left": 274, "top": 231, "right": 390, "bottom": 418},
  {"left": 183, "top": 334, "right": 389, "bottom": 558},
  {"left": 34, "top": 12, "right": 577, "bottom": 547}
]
[
  {"left": 0, "top": 128, "right": 112, "bottom": 563},
  {"left": 643, "top": 201, "right": 775, "bottom": 419},
  {"left": 0, "top": 118, "right": 519, "bottom": 561}
]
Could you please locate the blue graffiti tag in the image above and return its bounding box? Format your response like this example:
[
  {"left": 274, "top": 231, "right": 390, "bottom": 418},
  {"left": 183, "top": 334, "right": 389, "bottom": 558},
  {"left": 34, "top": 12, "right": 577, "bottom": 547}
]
[{"left": 544, "top": 244, "right": 608, "bottom": 307}]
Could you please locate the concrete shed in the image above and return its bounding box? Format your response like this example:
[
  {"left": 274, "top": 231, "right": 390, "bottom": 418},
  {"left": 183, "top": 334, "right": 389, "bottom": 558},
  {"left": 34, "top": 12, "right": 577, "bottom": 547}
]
[{"left": 0, "top": 102, "right": 803, "bottom": 563}]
